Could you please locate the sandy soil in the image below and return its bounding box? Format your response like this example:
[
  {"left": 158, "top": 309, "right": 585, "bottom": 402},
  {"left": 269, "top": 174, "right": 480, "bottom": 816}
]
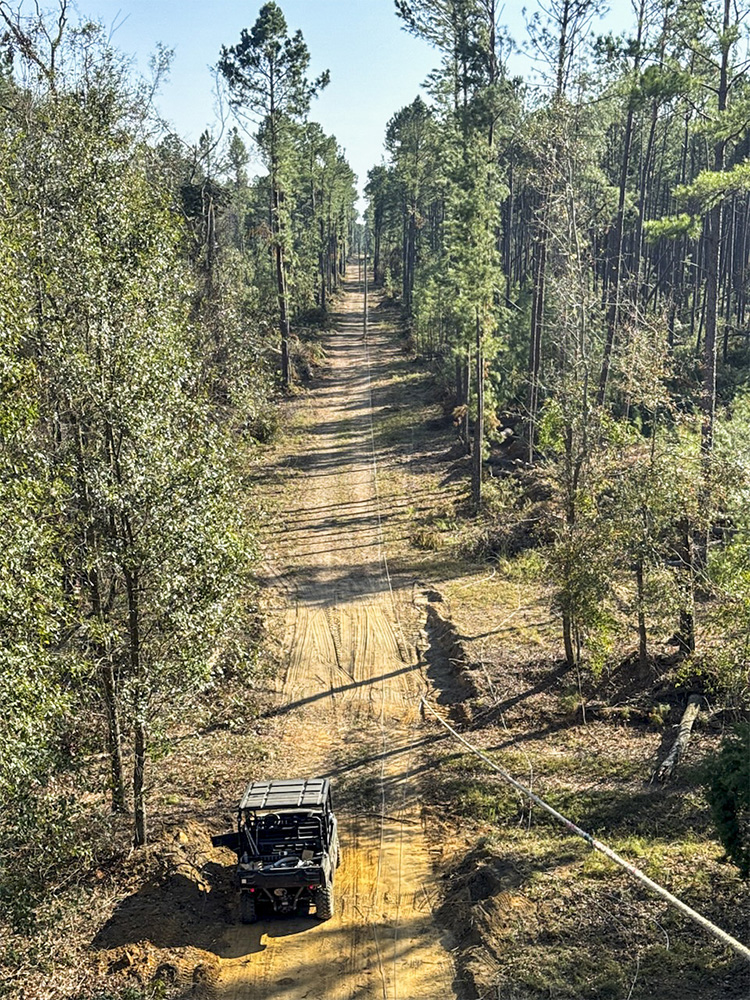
[{"left": 214, "top": 277, "right": 458, "bottom": 1000}]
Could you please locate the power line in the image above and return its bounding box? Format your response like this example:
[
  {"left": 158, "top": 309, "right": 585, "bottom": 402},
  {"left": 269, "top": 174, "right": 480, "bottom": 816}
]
[{"left": 420, "top": 695, "right": 750, "bottom": 965}]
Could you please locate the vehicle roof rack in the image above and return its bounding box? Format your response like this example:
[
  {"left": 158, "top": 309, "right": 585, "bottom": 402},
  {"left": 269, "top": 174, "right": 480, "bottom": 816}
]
[{"left": 238, "top": 778, "right": 329, "bottom": 812}]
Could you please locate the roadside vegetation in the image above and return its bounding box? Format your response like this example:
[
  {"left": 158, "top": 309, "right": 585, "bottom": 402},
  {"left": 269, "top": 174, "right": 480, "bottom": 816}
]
[
  {"left": 356, "top": 2, "right": 750, "bottom": 993},
  {"left": 360, "top": 286, "right": 750, "bottom": 999}
]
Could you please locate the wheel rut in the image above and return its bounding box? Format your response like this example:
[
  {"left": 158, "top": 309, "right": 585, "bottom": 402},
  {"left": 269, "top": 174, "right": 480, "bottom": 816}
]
[{"left": 214, "top": 276, "right": 458, "bottom": 999}]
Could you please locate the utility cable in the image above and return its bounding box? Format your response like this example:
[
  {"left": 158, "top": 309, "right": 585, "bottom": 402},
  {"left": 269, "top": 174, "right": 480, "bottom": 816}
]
[{"left": 420, "top": 695, "right": 750, "bottom": 965}]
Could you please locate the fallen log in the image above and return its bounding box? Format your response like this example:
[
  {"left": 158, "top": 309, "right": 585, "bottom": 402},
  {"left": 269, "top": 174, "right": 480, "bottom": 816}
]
[{"left": 652, "top": 694, "right": 702, "bottom": 783}]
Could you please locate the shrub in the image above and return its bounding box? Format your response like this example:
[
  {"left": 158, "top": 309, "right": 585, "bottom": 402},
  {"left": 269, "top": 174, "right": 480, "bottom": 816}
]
[{"left": 705, "top": 723, "right": 750, "bottom": 877}]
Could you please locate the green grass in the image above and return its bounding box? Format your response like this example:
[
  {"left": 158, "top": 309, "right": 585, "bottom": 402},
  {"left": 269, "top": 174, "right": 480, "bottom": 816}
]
[
  {"left": 510, "top": 947, "right": 628, "bottom": 999},
  {"left": 445, "top": 826, "right": 746, "bottom": 1000},
  {"left": 494, "top": 549, "right": 548, "bottom": 583},
  {"left": 437, "top": 744, "right": 644, "bottom": 789}
]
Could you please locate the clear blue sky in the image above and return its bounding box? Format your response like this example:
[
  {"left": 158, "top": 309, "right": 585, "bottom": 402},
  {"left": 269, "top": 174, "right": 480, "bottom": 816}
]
[{"left": 68, "top": 0, "right": 633, "bottom": 202}]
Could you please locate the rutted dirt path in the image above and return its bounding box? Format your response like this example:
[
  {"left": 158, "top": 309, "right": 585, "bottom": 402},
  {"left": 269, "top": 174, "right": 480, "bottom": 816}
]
[{"left": 216, "top": 277, "right": 459, "bottom": 999}]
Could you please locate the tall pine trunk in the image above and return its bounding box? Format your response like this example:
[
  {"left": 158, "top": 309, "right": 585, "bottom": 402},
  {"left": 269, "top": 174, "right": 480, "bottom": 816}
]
[
  {"left": 698, "top": 0, "right": 730, "bottom": 567},
  {"left": 528, "top": 226, "right": 547, "bottom": 462},
  {"left": 272, "top": 185, "right": 291, "bottom": 388},
  {"left": 472, "top": 310, "right": 484, "bottom": 511},
  {"left": 598, "top": 0, "right": 645, "bottom": 404}
]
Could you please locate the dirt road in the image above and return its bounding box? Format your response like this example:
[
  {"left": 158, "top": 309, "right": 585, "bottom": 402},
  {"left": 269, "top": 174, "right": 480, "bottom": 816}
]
[{"left": 216, "top": 277, "right": 459, "bottom": 999}]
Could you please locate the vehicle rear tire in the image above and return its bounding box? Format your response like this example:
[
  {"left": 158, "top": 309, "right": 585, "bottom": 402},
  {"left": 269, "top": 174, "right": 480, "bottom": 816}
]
[
  {"left": 239, "top": 891, "right": 257, "bottom": 924},
  {"left": 315, "top": 883, "right": 334, "bottom": 920}
]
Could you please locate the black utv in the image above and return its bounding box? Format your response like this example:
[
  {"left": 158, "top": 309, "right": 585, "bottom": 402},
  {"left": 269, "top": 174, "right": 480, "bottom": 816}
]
[{"left": 212, "top": 778, "right": 340, "bottom": 924}]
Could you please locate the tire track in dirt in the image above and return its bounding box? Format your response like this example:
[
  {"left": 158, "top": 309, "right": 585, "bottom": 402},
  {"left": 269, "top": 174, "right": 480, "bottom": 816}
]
[{"left": 214, "top": 276, "right": 458, "bottom": 999}]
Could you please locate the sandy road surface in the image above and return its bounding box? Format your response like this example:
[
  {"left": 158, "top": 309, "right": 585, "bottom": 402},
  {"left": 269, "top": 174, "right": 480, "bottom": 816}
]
[{"left": 215, "top": 278, "right": 458, "bottom": 1000}]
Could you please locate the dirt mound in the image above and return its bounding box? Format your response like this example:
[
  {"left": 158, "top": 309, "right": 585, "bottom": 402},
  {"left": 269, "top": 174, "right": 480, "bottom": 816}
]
[
  {"left": 91, "top": 821, "right": 233, "bottom": 995},
  {"left": 423, "top": 601, "right": 481, "bottom": 719},
  {"left": 436, "top": 842, "right": 537, "bottom": 997}
]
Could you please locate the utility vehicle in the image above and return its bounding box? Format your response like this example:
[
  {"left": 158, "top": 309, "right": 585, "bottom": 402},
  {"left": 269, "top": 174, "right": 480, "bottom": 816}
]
[{"left": 212, "top": 778, "right": 340, "bottom": 924}]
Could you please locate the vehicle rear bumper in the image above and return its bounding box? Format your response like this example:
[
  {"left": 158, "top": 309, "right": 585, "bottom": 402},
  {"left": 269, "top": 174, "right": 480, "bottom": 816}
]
[{"left": 237, "top": 865, "right": 324, "bottom": 890}]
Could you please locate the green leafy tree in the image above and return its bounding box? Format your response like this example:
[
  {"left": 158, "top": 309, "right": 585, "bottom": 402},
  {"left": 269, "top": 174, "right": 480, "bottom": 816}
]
[
  {"left": 645, "top": 0, "right": 750, "bottom": 559},
  {"left": 396, "top": 0, "right": 508, "bottom": 509},
  {"left": 385, "top": 97, "right": 438, "bottom": 316},
  {"left": 294, "top": 122, "right": 356, "bottom": 312},
  {"left": 0, "top": 9, "right": 260, "bottom": 853}
]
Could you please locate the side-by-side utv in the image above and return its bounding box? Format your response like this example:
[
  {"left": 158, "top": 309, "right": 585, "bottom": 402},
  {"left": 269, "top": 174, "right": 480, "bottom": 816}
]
[{"left": 212, "top": 778, "right": 340, "bottom": 924}]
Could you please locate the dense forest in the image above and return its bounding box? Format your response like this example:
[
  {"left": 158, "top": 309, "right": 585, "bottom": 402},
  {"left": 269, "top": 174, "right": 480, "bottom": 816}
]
[
  {"left": 371, "top": 0, "right": 750, "bottom": 705},
  {"left": 1, "top": 0, "right": 750, "bottom": 996},
  {"left": 368, "top": 0, "right": 750, "bottom": 895}
]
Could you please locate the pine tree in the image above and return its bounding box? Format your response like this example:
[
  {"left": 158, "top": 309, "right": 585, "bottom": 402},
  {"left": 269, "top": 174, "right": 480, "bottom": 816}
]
[{"left": 219, "top": 2, "right": 329, "bottom": 387}]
